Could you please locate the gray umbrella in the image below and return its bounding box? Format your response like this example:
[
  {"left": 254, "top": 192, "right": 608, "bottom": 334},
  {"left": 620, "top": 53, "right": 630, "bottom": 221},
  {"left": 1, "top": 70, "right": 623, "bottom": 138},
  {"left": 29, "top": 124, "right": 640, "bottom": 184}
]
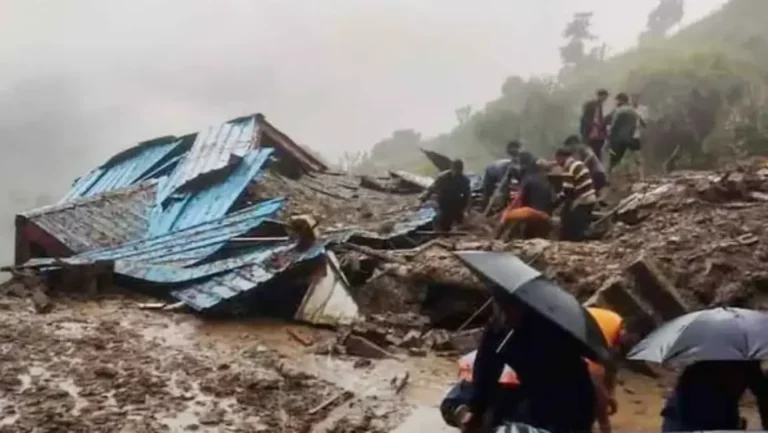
[
  {"left": 627, "top": 307, "right": 768, "bottom": 366},
  {"left": 454, "top": 250, "right": 610, "bottom": 364}
]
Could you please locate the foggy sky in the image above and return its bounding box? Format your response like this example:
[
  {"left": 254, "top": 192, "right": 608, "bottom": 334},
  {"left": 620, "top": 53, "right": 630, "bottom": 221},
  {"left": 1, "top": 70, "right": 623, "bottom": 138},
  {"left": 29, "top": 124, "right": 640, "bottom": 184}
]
[{"left": 0, "top": 0, "right": 728, "bottom": 262}]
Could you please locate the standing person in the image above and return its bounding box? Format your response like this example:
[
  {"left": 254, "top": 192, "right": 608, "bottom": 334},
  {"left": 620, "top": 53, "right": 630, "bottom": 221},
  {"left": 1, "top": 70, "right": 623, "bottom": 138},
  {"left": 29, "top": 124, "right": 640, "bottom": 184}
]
[
  {"left": 420, "top": 159, "right": 471, "bottom": 232},
  {"left": 555, "top": 147, "right": 597, "bottom": 241},
  {"left": 660, "top": 361, "right": 768, "bottom": 432},
  {"left": 564, "top": 135, "right": 608, "bottom": 198},
  {"left": 462, "top": 300, "right": 597, "bottom": 433},
  {"left": 495, "top": 152, "right": 555, "bottom": 240},
  {"left": 586, "top": 308, "right": 630, "bottom": 433},
  {"left": 581, "top": 89, "right": 610, "bottom": 160},
  {"left": 481, "top": 140, "right": 524, "bottom": 208},
  {"left": 631, "top": 93, "right": 649, "bottom": 179},
  {"left": 607, "top": 93, "right": 641, "bottom": 174}
]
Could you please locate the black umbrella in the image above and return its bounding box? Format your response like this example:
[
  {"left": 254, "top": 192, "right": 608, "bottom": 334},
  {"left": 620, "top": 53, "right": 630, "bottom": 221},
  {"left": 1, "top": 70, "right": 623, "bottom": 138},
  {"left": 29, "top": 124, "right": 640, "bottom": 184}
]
[
  {"left": 454, "top": 250, "right": 610, "bottom": 364},
  {"left": 627, "top": 307, "right": 768, "bottom": 366}
]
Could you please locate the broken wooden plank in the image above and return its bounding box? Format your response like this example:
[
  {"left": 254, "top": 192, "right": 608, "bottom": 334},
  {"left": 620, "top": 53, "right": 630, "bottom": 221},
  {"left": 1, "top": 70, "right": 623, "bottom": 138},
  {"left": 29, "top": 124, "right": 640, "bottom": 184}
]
[
  {"left": 390, "top": 372, "right": 410, "bottom": 394},
  {"left": 626, "top": 256, "right": 688, "bottom": 322},
  {"left": 287, "top": 329, "right": 313, "bottom": 347},
  {"left": 308, "top": 390, "right": 354, "bottom": 415}
]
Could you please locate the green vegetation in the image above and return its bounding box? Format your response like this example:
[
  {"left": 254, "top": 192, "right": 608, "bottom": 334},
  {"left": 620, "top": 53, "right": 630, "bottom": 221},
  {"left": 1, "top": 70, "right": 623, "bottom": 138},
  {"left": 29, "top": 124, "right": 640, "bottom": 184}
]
[{"left": 358, "top": 0, "right": 768, "bottom": 175}]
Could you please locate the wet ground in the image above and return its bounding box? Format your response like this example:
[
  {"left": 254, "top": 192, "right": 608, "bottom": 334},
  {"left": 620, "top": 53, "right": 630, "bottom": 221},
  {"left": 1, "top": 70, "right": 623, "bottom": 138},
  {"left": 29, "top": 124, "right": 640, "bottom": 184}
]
[{"left": 0, "top": 292, "right": 761, "bottom": 432}]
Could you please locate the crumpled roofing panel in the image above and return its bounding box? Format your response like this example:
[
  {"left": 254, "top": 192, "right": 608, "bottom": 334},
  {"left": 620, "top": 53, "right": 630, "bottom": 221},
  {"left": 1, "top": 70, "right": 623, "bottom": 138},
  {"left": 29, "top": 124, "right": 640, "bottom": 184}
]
[
  {"left": 62, "top": 137, "right": 182, "bottom": 202},
  {"left": 21, "top": 198, "right": 284, "bottom": 270},
  {"left": 147, "top": 148, "right": 273, "bottom": 237},
  {"left": 158, "top": 116, "right": 258, "bottom": 202},
  {"left": 171, "top": 242, "right": 327, "bottom": 311},
  {"left": 22, "top": 181, "right": 157, "bottom": 254}
]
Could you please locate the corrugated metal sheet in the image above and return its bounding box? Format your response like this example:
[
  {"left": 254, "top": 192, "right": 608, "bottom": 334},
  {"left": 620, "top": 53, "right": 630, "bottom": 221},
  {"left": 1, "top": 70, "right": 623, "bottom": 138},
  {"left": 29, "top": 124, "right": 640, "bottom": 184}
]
[
  {"left": 22, "top": 198, "right": 284, "bottom": 270},
  {"left": 21, "top": 181, "right": 157, "bottom": 254},
  {"left": 171, "top": 242, "right": 327, "bottom": 311},
  {"left": 159, "top": 116, "right": 258, "bottom": 202},
  {"left": 147, "top": 148, "right": 273, "bottom": 237},
  {"left": 295, "top": 251, "right": 360, "bottom": 326},
  {"left": 62, "top": 138, "right": 182, "bottom": 202},
  {"left": 112, "top": 242, "right": 294, "bottom": 283},
  {"left": 420, "top": 148, "right": 453, "bottom": 171},
  {"left": 389, "top": 170, "right": 434, "bottom": 190}
]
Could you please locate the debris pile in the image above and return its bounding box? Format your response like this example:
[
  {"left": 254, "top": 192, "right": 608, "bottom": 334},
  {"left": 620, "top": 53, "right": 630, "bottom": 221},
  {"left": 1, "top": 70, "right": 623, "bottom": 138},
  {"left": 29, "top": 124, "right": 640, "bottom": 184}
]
[{"left": 3, "top": 113, "right": 768, "bottom": 354}]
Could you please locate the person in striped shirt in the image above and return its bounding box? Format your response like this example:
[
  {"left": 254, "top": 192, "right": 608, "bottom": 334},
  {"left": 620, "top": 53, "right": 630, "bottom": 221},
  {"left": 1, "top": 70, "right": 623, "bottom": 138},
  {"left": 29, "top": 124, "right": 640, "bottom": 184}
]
[{"left": 555, "top": 147, "right": 597, "bottom": 241}]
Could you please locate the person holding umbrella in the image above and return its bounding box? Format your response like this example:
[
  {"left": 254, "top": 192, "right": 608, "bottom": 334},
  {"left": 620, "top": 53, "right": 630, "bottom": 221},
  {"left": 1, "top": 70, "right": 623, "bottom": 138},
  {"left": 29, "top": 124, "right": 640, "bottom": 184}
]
[
  {"left": 454, "top": 251, "right": 611, "bottom": 433},
  {"left": 627, "top": 307, "right": 768, "bottom": 431}
]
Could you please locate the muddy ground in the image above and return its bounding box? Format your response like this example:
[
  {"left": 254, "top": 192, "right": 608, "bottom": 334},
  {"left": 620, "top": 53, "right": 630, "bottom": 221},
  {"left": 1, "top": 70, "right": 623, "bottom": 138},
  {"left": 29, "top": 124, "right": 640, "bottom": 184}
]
[{"left": 0, "top": 292, "right": 761, "bottom": 433}]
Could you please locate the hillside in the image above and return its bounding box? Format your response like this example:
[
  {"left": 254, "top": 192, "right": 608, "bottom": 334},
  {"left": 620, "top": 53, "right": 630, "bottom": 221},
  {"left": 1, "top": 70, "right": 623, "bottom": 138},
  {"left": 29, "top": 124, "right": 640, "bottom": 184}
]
[{"left": 363, "top": 0, "right": 768, "bottom": 174}]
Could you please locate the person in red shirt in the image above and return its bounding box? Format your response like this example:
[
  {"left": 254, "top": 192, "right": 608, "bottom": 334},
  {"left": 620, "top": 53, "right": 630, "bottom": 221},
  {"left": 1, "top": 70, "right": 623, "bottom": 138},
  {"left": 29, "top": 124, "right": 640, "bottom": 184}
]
[{"left": 580, "top": 89, "right": 610, "bottom": 160}]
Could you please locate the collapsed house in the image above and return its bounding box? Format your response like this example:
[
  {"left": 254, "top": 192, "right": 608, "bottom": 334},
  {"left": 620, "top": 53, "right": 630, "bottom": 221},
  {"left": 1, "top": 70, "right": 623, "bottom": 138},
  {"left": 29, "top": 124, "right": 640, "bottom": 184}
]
[
  {"left": 7, "top": 113, "right": 445, "bottom": 327},
  {"left": 7, "top": 112, "right": 768, "bottom": 360}
]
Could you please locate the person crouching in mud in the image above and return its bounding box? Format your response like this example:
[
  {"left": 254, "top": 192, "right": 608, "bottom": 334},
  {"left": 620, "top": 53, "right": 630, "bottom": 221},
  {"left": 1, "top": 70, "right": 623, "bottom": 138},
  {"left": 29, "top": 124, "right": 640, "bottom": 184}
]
[
  {"left": 420, "top": 159, "right": 471, "bottom": 232},
  {"left": 461, "top": 299, "right": 597, "bottom": 433}
]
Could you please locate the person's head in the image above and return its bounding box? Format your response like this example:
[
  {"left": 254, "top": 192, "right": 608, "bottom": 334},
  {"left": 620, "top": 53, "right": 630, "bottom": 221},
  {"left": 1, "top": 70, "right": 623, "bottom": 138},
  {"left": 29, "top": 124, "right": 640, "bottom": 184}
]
[
  {"left": 596, "top": 88, "right": 609, "bottom": 103},
  {"left": 450, "top": 159, "right": 464, "bottom": 175},
  {"left": 630, "top": 93, "right": 641, "bottom": 107},
  {"left": 554, "top": 147, "right": 574, "bottom": 166},
  {"left": 506, "top": 140, "right": 522, "bottom": 157},
  {"left": 615, "top": 92, "right": 630, "bottom": 106},
  {"left": 518, "top": 151, "right": 538, "bottom": 176},
  {"left": 287, "top": 216, "right": 317, "bottom": 249},
  {"left": 563, "top": 135, "right": 581, "bottom": 148}
]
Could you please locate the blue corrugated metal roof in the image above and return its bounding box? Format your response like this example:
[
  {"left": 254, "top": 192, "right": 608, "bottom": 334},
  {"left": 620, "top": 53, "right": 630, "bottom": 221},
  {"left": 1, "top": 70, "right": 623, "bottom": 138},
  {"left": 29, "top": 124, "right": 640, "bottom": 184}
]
[
  {"left": 158, "top": 116, "right": 258, "bottom": 203},
  {"left": 62, "top": 137, "right": 183, "bottom": 202},
  {"left": 112, "top": 242, "right": 295, "bottom": 283},
  {"left": 21, "top": 181, "right": 157, "bottom": 253},
  {"left": 22, "top": 198, "right": 284, "bottom": 270},
  {"left": 147, "top": 148, "right": 273, "bottom": 237},
  {"left": 171, "top": 242, "right": 327, "bottom": 311}
]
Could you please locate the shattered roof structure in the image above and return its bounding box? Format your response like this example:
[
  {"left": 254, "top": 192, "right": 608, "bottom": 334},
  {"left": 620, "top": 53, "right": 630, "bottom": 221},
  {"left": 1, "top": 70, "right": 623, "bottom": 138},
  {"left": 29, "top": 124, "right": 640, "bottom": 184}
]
[
  {"left": 10, "top": 111, "right": 433, "bottom": 325},
  {"left": 15, "top": 181, "right": 157, "bottom": 264}
]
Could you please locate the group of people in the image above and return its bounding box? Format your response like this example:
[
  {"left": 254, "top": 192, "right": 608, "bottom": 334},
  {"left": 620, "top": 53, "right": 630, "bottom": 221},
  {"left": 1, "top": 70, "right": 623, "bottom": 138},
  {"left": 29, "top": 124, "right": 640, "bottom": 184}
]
[
  {"left": 449, "top": 298, "right": 768, "bottom": 433},
  {"left": 420, "top": 88, "right": 648, "bottom": 243}
]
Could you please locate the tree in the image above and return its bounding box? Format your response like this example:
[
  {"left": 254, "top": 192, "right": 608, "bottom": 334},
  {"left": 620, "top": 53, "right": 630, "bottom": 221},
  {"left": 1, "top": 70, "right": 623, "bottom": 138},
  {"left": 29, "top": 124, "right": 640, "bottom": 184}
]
[
  {"left": 641, "top": 0, "right": 685, "bottom": 41},
  {"left": 559, "top": 12, "right": 606, "bottom": 79},
  {"left": 455, "top": 105, "right": 473, "bottom": 126}
]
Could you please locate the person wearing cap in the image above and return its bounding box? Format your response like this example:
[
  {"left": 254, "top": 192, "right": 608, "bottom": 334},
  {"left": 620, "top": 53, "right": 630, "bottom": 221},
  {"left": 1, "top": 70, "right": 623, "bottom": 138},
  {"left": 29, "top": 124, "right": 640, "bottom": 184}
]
[
  {"left": 606, "top": 93, "right": 641, "bottom": 174},
  {"left": 581, "top": 89, "right": 610, "bottom": 160}
]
